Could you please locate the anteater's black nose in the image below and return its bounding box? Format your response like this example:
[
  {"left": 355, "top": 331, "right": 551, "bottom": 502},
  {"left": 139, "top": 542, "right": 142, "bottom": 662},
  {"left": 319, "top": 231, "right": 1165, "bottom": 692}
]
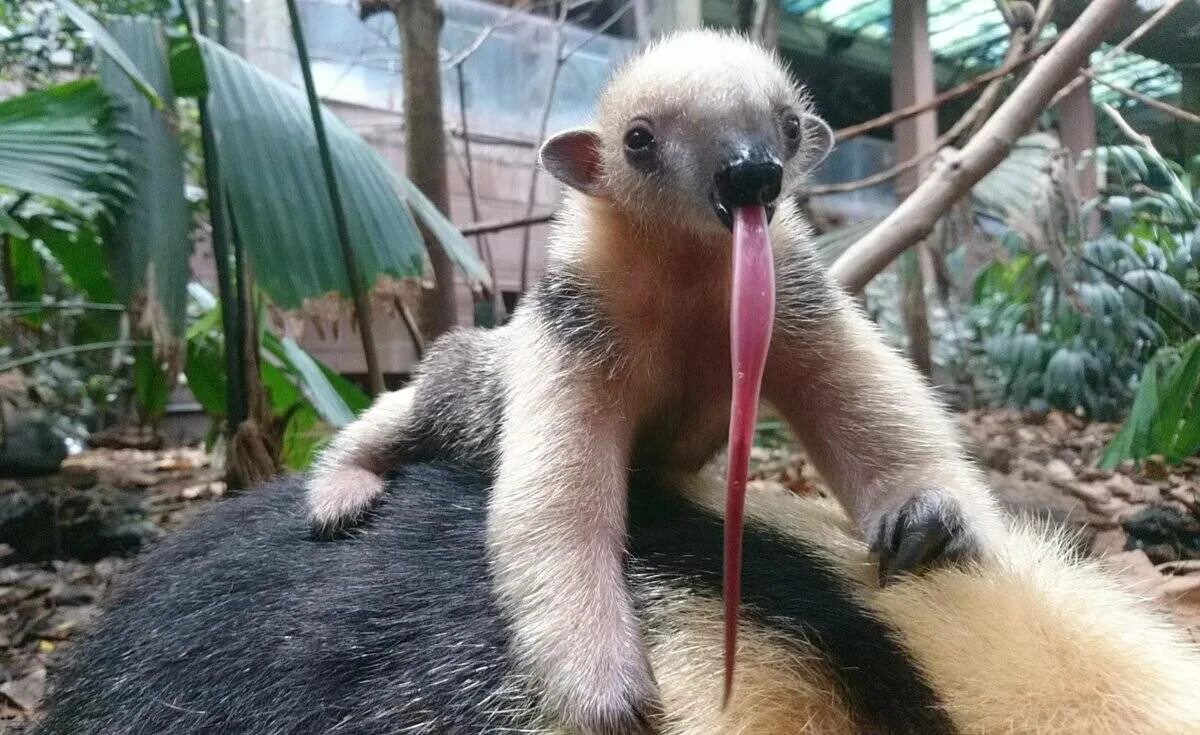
[{"left": 715, "top": 151, "right": 783, "bottom": 209}]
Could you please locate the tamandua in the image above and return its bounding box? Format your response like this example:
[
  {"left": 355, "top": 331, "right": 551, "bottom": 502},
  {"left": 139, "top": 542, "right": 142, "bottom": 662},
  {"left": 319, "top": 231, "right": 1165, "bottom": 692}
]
[{"left": 306, "top": 30, "right": 1005, "bottom": 733}]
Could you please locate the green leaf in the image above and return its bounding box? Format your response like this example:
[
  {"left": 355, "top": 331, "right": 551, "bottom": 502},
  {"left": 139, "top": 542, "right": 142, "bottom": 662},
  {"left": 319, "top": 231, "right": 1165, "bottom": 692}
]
[
  {"left": 196, "top": 39, "right": 489, "bottom": 308},
  {"left": 268, "top": 335, "right": 358, "bottom": 428},
  {"left": 0, "top": 79, "right": 131, "bottom": 217},
  {"left": 166, "top": 28, "right": 207, "bottom": 98},
  {"left": 98, "top": 17, "right": 190, "bottom": 336},
  {"left": 1100, "top": 361, "right": 1160, "bottom": 469},
  {"left": 183, "top": 330, "right": 227, "bottom": 417},
  {"left": 392, "top": 173, "right": 492, "bottom": 287},
  {"left": 1153, "top": 338, "right": 1200, "bottom": 461},
  {"left": 25, "top": 217, "right": 117, "bottom": 304},
  {"left": 56, "top": 0, "right": 165, "bottom": 110},
  {"left": 8, "top": 239, "right": 45, "bottom": 309},
  {"left": 133, "top": 342, "right": 170, "bottom": 418}
]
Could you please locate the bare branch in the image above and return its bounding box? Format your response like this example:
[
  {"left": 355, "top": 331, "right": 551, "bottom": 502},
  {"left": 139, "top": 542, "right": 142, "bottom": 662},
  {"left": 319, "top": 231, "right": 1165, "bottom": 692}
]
[
  {"left": 1087, "top": 71, "right": 1200, "bottom": 126},
  {"left": 1050, "top": 0, "right": 1186, "bottom": 106},
  {"left": 462, "top": 212, "right": 555, "bottom": 236},
  {"left": 1099, "top": 102, "right": 1159, "bottom": 155},
  {"left": 829, "top": 0, "right": 1131, "bottom": 293},
  {"left": 832, "top": 38, "right": 1056, "bottom": 143}
]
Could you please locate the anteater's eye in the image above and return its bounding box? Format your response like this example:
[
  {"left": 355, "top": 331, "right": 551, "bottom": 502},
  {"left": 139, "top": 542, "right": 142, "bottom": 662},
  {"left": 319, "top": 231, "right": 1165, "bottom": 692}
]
[
  {"left": 624, "top": 125, "right": 655, "bottom": 152},
  {"left": 782, "top": 113, "right": 803, "bottom": 142}
]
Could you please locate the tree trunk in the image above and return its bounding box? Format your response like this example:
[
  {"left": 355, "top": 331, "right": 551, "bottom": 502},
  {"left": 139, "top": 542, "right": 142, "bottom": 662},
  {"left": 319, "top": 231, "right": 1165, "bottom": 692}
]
[
  {"left": 396, "top": 0, "right": 458, "bottom": 339},
  {"left": 735, "top": 0, "right": 755, "bottom": 34},
  {"left": 756, "top": 0, "right": 779, "bottom": 50}
]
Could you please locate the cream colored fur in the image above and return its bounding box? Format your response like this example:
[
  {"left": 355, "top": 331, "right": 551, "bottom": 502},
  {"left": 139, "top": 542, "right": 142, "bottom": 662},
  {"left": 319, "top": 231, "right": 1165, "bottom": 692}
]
[{"left": 307, "top": 385, "right": 415, "bottom": 530}]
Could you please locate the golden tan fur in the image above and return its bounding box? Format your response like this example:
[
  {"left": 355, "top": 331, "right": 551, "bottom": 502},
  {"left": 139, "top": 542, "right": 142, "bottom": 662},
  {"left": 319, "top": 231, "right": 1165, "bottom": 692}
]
[{"left": 635, "top": 476, "right": 1200, "bottom": 735}]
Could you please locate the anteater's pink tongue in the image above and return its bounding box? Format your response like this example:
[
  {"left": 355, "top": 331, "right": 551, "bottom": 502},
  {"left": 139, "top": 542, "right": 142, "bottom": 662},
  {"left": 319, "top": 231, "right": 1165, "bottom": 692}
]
[{"left": 723, "top": 205, "right": 774, "bottom": 708}]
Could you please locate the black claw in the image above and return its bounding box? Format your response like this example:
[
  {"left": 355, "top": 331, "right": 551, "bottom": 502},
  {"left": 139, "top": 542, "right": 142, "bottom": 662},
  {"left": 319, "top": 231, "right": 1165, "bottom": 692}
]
[{"left": 875, "top": 492, "right": 977, "bottom": 587}]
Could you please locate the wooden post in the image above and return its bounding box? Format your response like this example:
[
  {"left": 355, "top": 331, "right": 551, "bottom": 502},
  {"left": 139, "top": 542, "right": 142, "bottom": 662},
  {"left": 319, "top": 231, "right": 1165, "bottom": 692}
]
[
  {"left": 1055, "top": 79, "right": 1098, "bottom": 228},
  {"left": 890, "top": 0, "right": 935, "bottom": 377}
]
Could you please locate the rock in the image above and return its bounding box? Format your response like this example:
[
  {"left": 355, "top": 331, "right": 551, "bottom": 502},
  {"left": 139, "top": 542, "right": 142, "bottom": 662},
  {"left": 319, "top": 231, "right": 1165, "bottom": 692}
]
[
  {"left": 1090, "top": 528, "right": 1129, "bottom": 557},
  {"left": 1101, "top": 549, "right": 1164, "bottom": 596},
  {"left": 1158, "top": 575, "right": 1200, "bottom": 605},
  {"left": 0, "top": 665, "right": 45, "bottom": 714},
  {"left": 0, "top": 420, "right": 66, "bottom": 478},
  {"left": 1104, "top": 474, "right": 1139, "bottom": 500},
  {"left": 0, "top": 484, "right": 160, "bottom": 563},
  {"left": 1044, "top": 458, "right": 1076, "bottom": 486},
  {"left": 1122, "top": 505, "right": 1200, "bottom": 563},
  {"left": 1069, "top": 481, "right": 1113, "bottom": 506}
]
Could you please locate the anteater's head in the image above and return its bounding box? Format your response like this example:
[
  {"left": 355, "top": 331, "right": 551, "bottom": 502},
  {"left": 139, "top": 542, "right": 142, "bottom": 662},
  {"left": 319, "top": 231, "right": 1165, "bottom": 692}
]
[{"left": 540, "top": 29, "right": 833, "bottom": 238}]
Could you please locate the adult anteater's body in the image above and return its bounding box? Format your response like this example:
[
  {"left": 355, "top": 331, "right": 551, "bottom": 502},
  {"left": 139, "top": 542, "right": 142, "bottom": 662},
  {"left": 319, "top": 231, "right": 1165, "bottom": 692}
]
[{"left": 37, "top": 460, "right": 1200, "bottom": 734}]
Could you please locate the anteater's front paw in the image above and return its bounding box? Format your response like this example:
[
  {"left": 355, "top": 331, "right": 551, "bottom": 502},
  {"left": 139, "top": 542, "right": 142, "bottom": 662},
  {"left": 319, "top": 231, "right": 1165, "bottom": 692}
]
[{"left": 869, "top": 489, "right": 984, "bottom": 586}]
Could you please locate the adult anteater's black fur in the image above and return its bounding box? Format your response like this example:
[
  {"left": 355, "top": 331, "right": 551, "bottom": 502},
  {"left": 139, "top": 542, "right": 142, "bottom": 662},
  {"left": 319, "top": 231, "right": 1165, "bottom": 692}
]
[{"left": 37, "top": 461, "right": 950, "bottom": 734}]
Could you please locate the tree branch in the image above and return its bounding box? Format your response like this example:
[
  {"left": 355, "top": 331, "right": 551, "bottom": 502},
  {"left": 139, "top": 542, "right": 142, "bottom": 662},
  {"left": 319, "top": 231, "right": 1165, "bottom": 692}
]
[
  {"left": 1086, "top": 70, "right": 1200, "bottom": 126},
  {"left": 461, "top": 211, "right": 555, "bottom": 236},
  {"left": 1050, "top": 0, "right": 1186, "bottom": 107},
  {"left": 829, "top": 0, "right": 1132, "bottom": 293},
  {"left": 832, "top": 38, "right": 1056, "bottom": 143}
]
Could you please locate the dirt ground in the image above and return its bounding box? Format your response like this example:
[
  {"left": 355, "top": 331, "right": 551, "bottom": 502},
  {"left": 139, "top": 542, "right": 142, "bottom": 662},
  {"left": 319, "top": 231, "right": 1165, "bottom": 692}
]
[{"left": 2, "top": 409, "right": 1198, "bottom": 730}]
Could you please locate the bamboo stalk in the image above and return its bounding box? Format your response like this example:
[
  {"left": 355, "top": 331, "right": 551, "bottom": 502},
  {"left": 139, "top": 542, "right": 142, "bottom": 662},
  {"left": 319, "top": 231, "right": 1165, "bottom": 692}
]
[{"left": 284, "top": 0, "right": 385, "bottom": 396}]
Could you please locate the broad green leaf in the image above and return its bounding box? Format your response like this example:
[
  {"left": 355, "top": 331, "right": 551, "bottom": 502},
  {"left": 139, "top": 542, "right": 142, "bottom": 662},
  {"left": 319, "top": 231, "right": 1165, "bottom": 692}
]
[
  {"left": 184, "top": 331, "right": 227, "bottom": 416},
  {"left": 196, "top": 39, "right": 488, "bottom": 308},
  {"left": 1100, "top": 355, "right": 1162, "bottom": 468},
  {"left": 166, "top": 29, "right": 207, "bottom": 98},
  {"left": 269, "top": 335, "right": 358, "bottom": 428},
  {"left": 0, "top": 79, "right": 131, "bottom": 217},
  {"left": 133, "top": 342, "right": 170, "bottom": 418},
  {"left": 56, "top": 0, "right": 165, "bottom": 110},
  {"left": 98, "top": 17, "right": 190, "bottom": 336},
  {"left": 8, "top": 239, "right": 44, "bottom": 306},
  {"left": 24, "top": 217, "right": 117, "bottom": 304},
  {"left": 392, "top": 173, "right": 491, "bottom": 287}
]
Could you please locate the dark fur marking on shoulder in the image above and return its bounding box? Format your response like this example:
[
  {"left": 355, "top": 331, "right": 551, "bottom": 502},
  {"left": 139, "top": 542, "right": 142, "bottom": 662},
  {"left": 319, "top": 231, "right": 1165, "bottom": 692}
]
[
  {"left": 530, "top": 266, "right": 619, "bottom": 364},
  {"left": 627, "top": 475, "right": 958, "bottom": 735},
  {"left": 774, "top": 246, "right": 839, "bottom": 334}
]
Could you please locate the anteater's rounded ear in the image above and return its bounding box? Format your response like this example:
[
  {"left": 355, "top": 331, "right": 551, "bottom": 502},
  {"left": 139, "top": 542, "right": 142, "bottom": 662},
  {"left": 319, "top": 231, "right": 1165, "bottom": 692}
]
[
  {"left": 799, "top": 114, "right": 834, "bottom": 173},
  {"left": 540, "top": 128, "right": 606, "bottom": 198}
]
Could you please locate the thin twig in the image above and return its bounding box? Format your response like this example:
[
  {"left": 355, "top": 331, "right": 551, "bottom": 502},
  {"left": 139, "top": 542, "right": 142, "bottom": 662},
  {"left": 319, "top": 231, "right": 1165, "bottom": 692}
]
[
  {"left": 463, "top": 212, "right": 556, "bottom": 236},
  {"left": 832, "top": 38, "right": 1057, "bottom": 143},
  {"left": 0, "top": 301, "right": 127, "bottom": 312},
  {"left": 454, "top": 62, "right": 506, "bottom": 323},
  {"left": 1100, "top": 102, "right": 1159, "bottom": 155},
  {"left": 1087, "top": 70, "right": 1200, "bottom": 125},
  {"left": 1081, "top": 255, "right": 1198, "bottom": 335},
  {"left": 518, "top": 1, "right": 570, "bottom": 293},
  {"left": 0, "top": 340, "right": 146, "bottom": 372},
  {"left": 286, "top": 0, "right": 384, "bottom": 395},
  {"left": 1051, "top": 0, "right": 1187, "bottom": 106}
]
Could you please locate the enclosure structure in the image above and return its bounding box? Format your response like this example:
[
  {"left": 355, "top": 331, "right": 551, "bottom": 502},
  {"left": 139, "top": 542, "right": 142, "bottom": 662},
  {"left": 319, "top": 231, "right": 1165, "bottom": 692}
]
[{"left": 214, "top": 0, "right": 1190, "bottom": 377}]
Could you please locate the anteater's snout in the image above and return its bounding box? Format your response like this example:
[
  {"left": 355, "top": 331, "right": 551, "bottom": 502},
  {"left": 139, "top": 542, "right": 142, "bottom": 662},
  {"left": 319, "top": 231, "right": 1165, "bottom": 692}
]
[{"left": 715, "top": 151, "right": 783, "bottom": 209}]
